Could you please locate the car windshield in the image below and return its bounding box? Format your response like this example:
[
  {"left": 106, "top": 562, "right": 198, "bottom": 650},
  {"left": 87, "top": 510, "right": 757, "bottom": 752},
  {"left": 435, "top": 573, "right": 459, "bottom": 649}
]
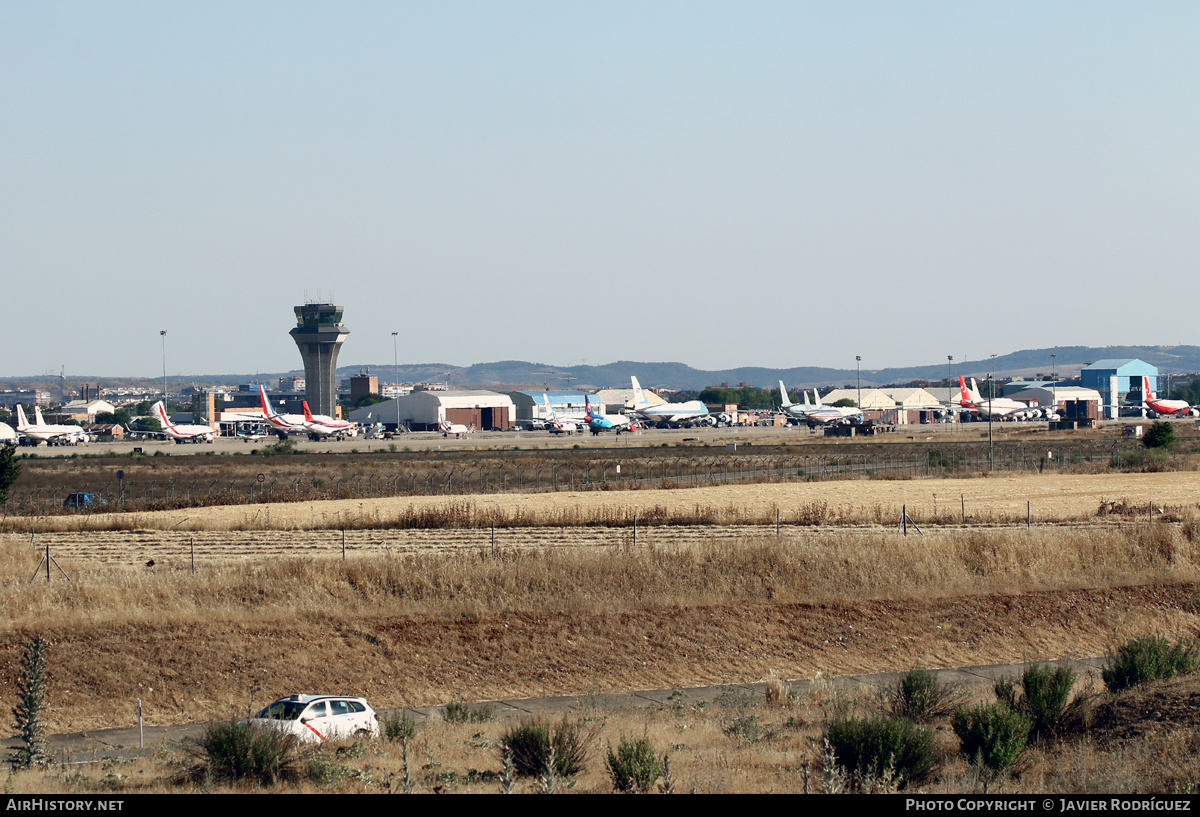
[{"left": 256, "top": 700, "right": 308, "bottom": 720}]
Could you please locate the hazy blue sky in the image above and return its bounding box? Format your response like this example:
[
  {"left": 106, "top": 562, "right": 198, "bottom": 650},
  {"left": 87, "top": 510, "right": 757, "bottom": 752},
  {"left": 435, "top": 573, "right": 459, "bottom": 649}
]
[{"left": 4, "top": 2, "right": 1198, "bottom": 378}]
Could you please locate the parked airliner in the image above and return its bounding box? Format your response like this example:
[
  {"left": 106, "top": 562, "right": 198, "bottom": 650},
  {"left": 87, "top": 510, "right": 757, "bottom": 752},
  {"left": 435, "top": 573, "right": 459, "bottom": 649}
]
[
  {"left": 438, "top": 419, "right": 471, "bottom": 438},
  {"left": 258, "top": 385, "right": 308, "bottom": 437},
  {"left": 1142, "top": 376, "right": 1200, "bottom": 417},
  {"left": 582, "top": 395, "right": 631, "bottom": 435},
  {"left": 778, "top": 381, "right": 815, "bottom": 421},
  {"left": 543, "top": 394, "right": 581, "bottom": 435},
  {"left": 151, "top": 401, "right": 216, "bottom": 443},
  {"left": 15, "top": 405, "right": 88, "bottom": 445},
  {"left": 629, "top": 376, "right": 711, "bottom": 427},
  {"left": 302, "top": 402, "right": 358, "bottom": 439},
  {"left": 958, "top": 377, "right": 1038, "bottom": 420}
]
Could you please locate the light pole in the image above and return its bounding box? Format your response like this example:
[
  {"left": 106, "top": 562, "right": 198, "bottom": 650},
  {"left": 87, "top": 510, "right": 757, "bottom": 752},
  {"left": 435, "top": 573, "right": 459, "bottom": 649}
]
[
  {"left": 855, "top": 356, "right": 862, "bottom": 412},
  {"left": 1051, "top": 353, "right": 1057, "bottom": 417},
  {"left": 947, "top": 356, "right": 954, "bottom": 425},
  {"left": 160, "top": 330, "right": 168, "bottom": 405},
  {"left": 988, "top": 354, "right": 996, "bottom": 472},
  {"left": 392, "top": 331, "right": 399, "bottom": 434}
]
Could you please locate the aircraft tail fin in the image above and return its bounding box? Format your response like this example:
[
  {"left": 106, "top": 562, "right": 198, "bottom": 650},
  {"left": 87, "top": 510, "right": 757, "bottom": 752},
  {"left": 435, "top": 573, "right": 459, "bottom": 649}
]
[
  {"left": 16, "top": 404, "right": 28, "bottom": 429},
  {"left": 1145, "top": 376, "right": 1156, "bottom": 400},
  {"left": 812, "top": 389, "right": 824, "bottom": 407},
  {"left": 302, "top": 401, "right": 315, "bottom": 422},
  {"left": 33, "top": 406, "right": 47, "bottom": 427},
  {"left": 153, "top": 401, "right": 175, "bottom": 432},
  {"left": 958, "top": 376, "right": 974, "bottom": 407},
  {"left": 778, "top": 381, "right": 792, "bottom": 408},
  {"left": 542, "top": 393, "right": 555, "bottom": 422},
  {"left": 969, "top": 378, "right": 986, "bottom": 404},
  {"left": 259, "top": 385, "right": 276, "bottom": 417},
  {"left": 630, "top": 376, "right": 648, "bottom": 407}
]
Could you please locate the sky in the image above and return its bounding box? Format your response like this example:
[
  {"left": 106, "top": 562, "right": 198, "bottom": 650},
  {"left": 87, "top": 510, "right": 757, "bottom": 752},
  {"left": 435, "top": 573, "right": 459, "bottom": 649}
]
[{"left": 4, "top": 1, "right": 1199, "bottom": 378}]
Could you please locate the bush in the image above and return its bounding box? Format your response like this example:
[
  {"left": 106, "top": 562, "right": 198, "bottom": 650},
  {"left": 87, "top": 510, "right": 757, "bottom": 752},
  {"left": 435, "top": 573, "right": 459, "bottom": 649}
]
[
  {"left": 500, "top": 715, "right": 599, "bottom": 779},
  {"left": 1103, "top": 635, "right": 1200, "bottom": 692},
  {"left": 190, "top": 720, "right": 300, "bottom": 785},
  {"left": 1018, "top": 664, "right": 1079, "bottom": 739},
  {"left": 992, "top": 664, "right": 1085, "bottom": 741},
  {"left": 605, "top": 734, "right": 665, "bottom": 793},
  {"left": 823, "top": 714, "right": 935, "bottom": 787},
  {"left": 1143, "top": 421, "right": 1176, "bottom": 450},
  {"left": 882, "top": 668, "right": 967, "bottom": 723},
  {"left": 442, "top": 701, "right": 495, "bottom": 724},
  {"left": 9, "top": 636, "right": 49, "bottom": 769},
  {"left": 381, "top": 711, "right": 416, "bottom": 742},
  {"left": 951, "top": 702, "right": 1030, "bottom": 772}
]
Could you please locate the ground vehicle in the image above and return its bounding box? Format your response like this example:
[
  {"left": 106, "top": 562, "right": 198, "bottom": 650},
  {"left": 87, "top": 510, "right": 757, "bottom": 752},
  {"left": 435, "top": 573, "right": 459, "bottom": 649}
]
[
  {"left": 245, "top": 695, "right": 379, "bottom": 743},
  {"left": 63, "top": 492, "right": 107, "bottom": 510}
]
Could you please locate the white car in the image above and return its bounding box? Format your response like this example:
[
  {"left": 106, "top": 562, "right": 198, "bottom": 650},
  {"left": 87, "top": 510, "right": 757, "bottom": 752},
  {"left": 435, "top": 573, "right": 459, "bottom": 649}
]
[{"left": 246, "top": 695, "right": 380, "bottom": 744}]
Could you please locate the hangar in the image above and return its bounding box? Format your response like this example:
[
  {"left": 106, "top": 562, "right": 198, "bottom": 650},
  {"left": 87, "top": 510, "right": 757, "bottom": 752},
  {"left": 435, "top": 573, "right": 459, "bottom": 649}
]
[
  {"left": 1081, "top": 359, "right": 1158, "bottom": 419},
  {"left": 349, "top": 390, "right": 514, "bottom": 432}
]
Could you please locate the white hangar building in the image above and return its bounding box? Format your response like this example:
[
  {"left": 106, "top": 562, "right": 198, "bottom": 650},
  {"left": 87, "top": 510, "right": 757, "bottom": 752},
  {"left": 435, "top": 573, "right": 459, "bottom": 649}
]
[{"left": 350, "top": 389, "right": 515, "bottom": 432}]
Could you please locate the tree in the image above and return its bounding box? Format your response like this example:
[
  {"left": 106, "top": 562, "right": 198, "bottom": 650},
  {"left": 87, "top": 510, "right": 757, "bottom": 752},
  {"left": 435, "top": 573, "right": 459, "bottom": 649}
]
[
  {"left": 1143, "top": 420, "right": 1176, "bottom": 450},
  {"left": 10, "top": 636, "right": 49, "bottom": 768},
  {"left": 0, "top": 445, "right": 20, "bottom": 508}
]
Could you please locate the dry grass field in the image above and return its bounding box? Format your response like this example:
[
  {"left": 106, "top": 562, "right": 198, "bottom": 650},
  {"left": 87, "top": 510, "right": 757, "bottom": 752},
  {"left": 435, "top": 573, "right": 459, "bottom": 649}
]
[{"left": 2, "top": 468, "right": 1200, "bottom": 793}]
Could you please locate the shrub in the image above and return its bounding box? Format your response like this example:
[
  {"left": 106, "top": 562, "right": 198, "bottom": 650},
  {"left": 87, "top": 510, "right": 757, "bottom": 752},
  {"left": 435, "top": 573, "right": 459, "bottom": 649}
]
[
  {"left": 823, "top": 714, "right": 935, "bottom": 787},
  {"left": 951, "top": 701, "right": 1030, "bottom": 772},
  {"left": 882, "top": 668, "right": 967, "bottom": 723},
  {"left": 442, "top": 701, "right": 495, "bottom": 724},
  {"left": 1019, "top": 664, "right": 1080, "bottom": 739},
  {"left": 1103, "top": 635, "right": 1200, "bottom": 692},
  {"left": 500, "top": 715, "right": 599, "bottom": 778},
  {"left": 381, "top": 711, "right": 416, "bottom": 742},
  {"left": 722, "top": 714, "right": 779, "bottom": 743},
  {"left": 9, "top": 636, "right": 49, "bottom": 769},
  {"left": 190, "top": 720, "right": 299, "bottom": 785},
  {"left": 0, "top": 446, "right": 21, "bottom": 508},
  {"left": 992, "top": 664, "right": 1085, "bottom": 741},
  {"left": 1143, "top": 421, "right": 1176, "bottom": 450},
  {"left": 605, "top": 734, "right": 665, "bottom": 793}
]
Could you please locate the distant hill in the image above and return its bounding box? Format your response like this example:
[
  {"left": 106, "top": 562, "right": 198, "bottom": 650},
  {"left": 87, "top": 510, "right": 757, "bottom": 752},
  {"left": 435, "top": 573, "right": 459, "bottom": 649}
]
[
  {"left": 6, "top": 346, "right": 1200, "bottom": 394},
  {"left": 336, "top": 345, "right": 1200, "bottom": 391}
]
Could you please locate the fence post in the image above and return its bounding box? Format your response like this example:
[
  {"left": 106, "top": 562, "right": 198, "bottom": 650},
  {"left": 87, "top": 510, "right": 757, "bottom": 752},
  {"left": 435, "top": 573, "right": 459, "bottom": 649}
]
[
  {"left": 776, "top": 508, "right": 780, "bottom": 536},
  {"left": 902, "top": 505, "right": 908, "bottom": 536},
  {"left": 342, "top": 529, "right": 346, "bottom": 561},
  {"left": 1027, "top": 501, "right": 1031, "bottom": 529},
  {"left": 191, "top": 537, "right": 195, "bottom": 575},
  {"left": 633, "top": 513, "right": 637, "bottom": 548},
  {"left": 961, "top": 494, "right": 966, "bottom": 524}
]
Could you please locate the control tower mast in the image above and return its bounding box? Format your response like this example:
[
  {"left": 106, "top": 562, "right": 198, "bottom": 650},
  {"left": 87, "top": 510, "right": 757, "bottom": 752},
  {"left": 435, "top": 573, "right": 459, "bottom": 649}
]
[{"left": 289, "top": 303, "right": 350, "bottom": 417}]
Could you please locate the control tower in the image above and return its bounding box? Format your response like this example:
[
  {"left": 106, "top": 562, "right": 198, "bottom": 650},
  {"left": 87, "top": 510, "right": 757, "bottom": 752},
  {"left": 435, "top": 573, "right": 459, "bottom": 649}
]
[{"left": 289, "top": 303, "right": 350, "bottom": 417}]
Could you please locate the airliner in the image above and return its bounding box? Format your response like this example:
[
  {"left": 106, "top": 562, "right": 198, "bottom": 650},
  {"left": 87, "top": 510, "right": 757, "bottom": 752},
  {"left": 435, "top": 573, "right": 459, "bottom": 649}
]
[
  {"left": 1142, "top": 376, "right": 1199, "bottom": 417},
  {"left": 582, "top": 395, "right": 631, "bottom": 435},
  {"left": 15, "top": 405, "right": 88, "bottom": 445},
  {"left": 778, "top": 381, "right": 815, "bottom": 421},
  {"left": 258, "top": 385, "right": 308, "bottom": 437},
  {"left": 543, "top": 394, "right": 581, "bottom": 435},
  {"left": 629, "top": 376, "right": 711, "bottom": 427},
  {"left": 438, "top": 419, "right": 471, "bottom": 438},
  {"left": 802, "top": 390, "right": 864, "bottom": 426},
  {"left": 958, "top": 377, "right": 1038, "bottom": 420},
  {"left": 151, "top": 401, "right": 216, "bottom": 443},
  {"left": 302, "top": 401, "right": 358, "bottom": 439}
]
